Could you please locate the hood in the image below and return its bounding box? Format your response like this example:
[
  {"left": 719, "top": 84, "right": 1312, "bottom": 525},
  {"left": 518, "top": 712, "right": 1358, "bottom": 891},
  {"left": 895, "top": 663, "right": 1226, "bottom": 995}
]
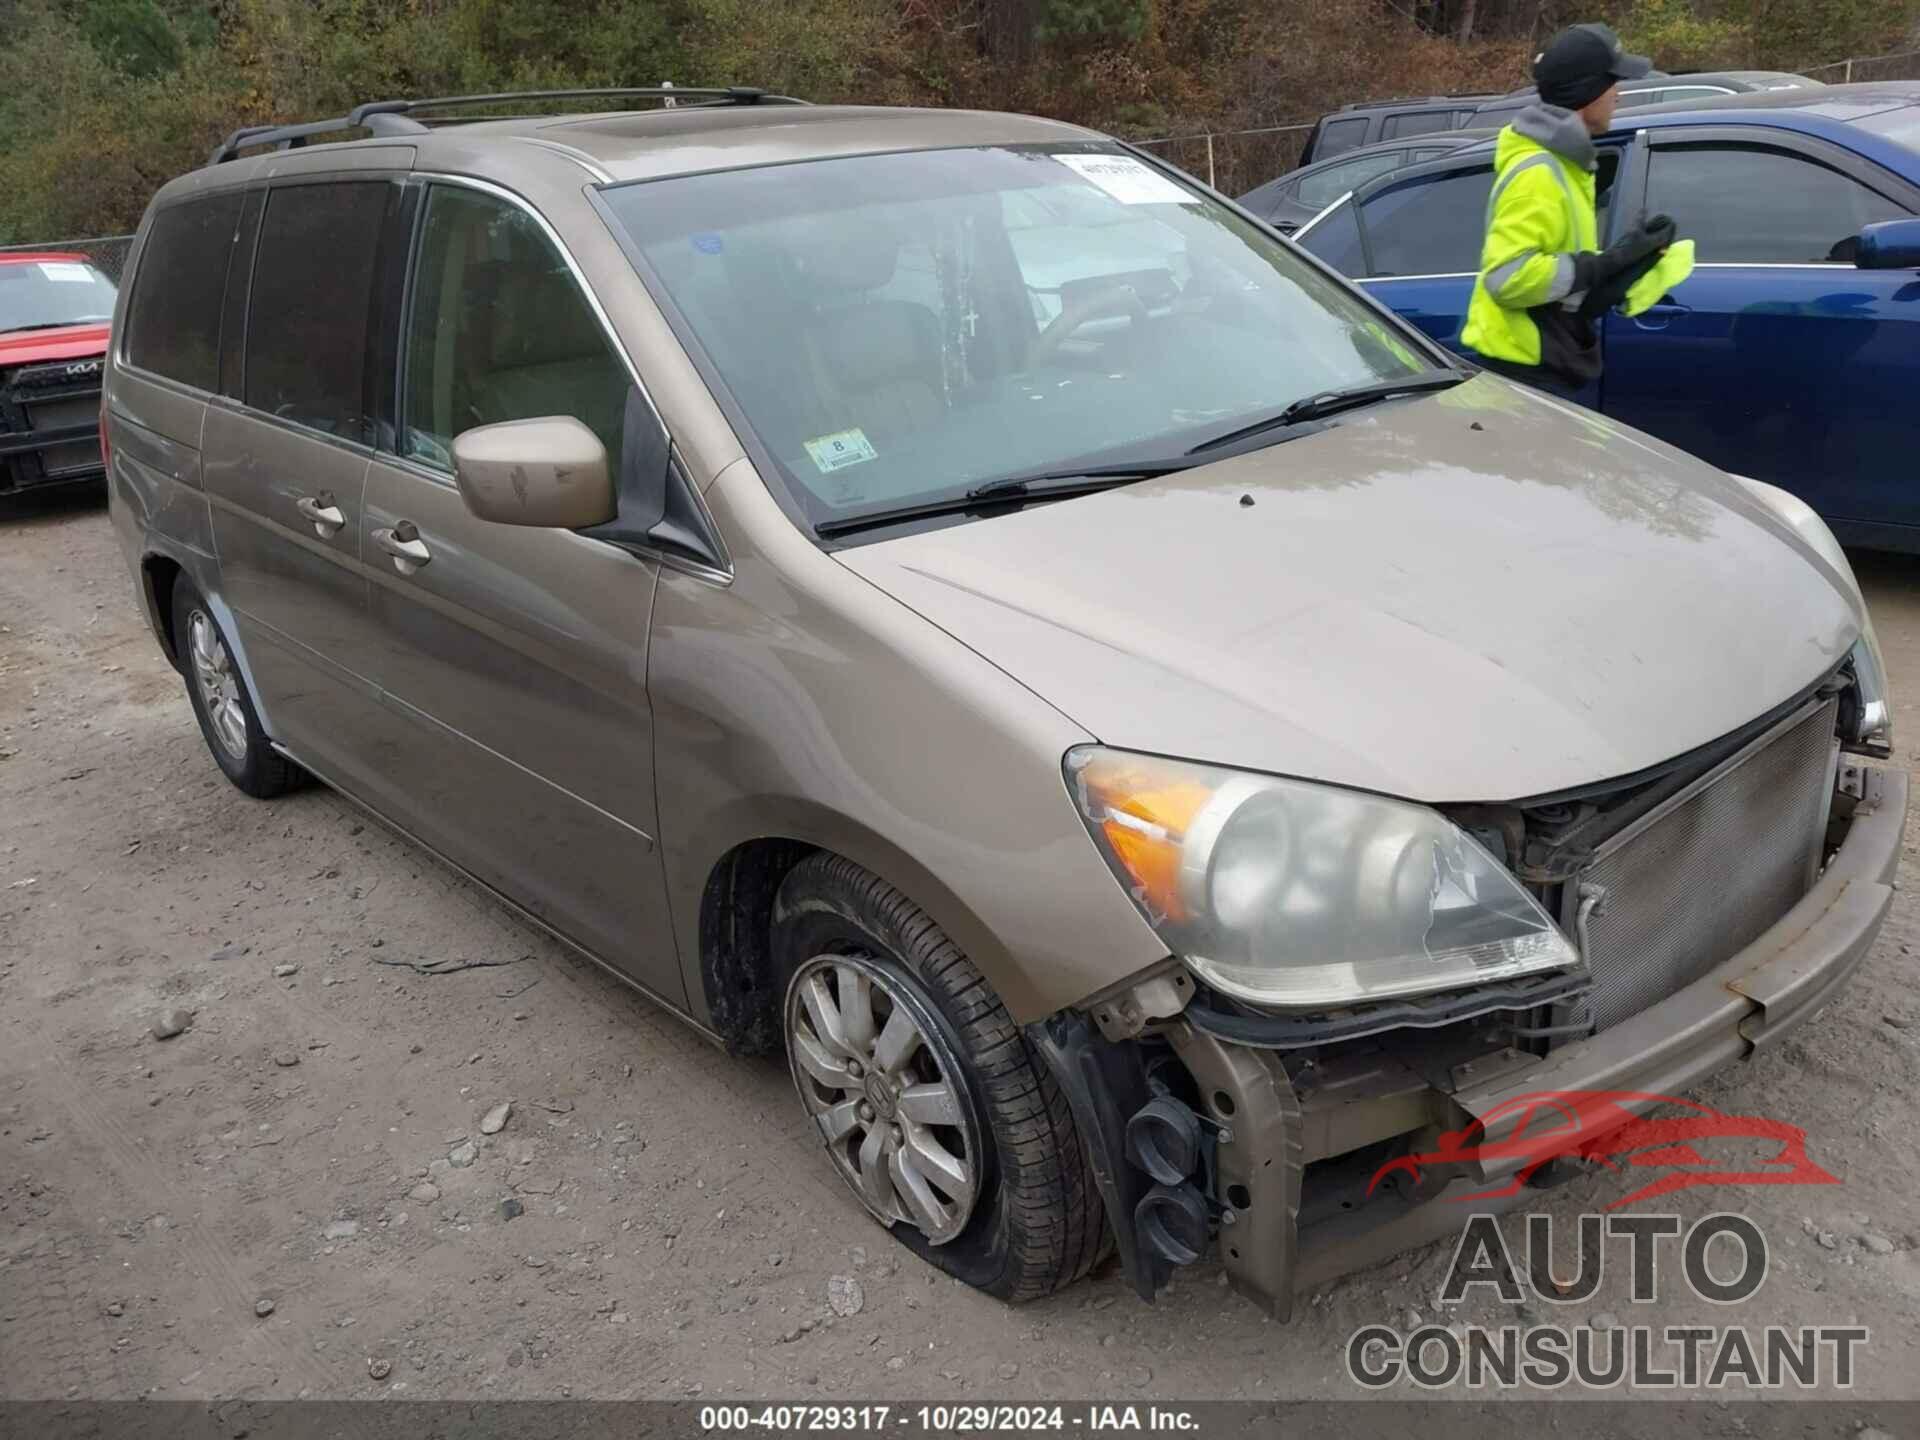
[
  {"left": 0, "top": 322, "right": 110, "bottom": 367},
  {"left": 835, "top": 377, "right": 1861, "bottom": 803},
  {"left": 1505, "top": 104, "right": 1596, "bottom": 171}
]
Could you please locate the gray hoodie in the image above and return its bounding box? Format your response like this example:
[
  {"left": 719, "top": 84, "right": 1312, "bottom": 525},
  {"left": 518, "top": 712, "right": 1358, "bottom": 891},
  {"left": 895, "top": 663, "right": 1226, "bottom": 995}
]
[{"left": 1509, "top": 102, "right": 1598, "bottom": 172}]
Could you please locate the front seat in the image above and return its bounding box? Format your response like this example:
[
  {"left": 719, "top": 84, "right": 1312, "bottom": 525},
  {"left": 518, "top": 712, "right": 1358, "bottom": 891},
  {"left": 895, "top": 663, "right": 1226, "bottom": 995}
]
[{"left": 786, "top": 222, "right": 946, "bottom": 452}]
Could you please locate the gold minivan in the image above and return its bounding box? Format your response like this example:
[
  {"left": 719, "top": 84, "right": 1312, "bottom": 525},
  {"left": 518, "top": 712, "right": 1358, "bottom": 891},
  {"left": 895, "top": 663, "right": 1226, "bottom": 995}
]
[{"left": 105, "top": 87, "right": 1903, "bottom": 1316}]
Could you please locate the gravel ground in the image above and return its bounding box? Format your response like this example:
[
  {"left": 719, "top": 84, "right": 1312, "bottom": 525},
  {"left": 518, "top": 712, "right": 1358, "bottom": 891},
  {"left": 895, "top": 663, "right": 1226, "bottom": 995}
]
[{"left": 2, "top": 490, "right": 1918, "bottom": 1411}]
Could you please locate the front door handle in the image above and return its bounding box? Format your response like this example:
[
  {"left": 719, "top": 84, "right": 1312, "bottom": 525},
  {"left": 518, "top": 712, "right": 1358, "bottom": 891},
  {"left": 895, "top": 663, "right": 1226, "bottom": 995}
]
[
  {"left": 295, "top": 493, "right": 345, "bottom": 539},
  {"left": 1631, "top": 300, "right": 1689, "bottom": 331},
  {"left": 373, "top": 521, "right": 432, "bottom": 575}
]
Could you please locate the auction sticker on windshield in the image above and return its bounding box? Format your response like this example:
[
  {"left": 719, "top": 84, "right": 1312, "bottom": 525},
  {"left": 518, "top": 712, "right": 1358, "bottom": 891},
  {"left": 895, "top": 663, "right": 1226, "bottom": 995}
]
[
  {"left": 1052, "top": 153, "right": 1197, "bottom": 205},
  {"left": 37, "top": 262, "right": 94, "bottom": 283},
  {"left": 805, "top": 428, "right": 879, "bottom": 473}
]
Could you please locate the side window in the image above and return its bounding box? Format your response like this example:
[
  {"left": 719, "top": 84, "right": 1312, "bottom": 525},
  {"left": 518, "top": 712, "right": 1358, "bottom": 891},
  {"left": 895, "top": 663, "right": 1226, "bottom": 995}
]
[
  {"left": 1359, "top": 167, "right": 1494, "bottom": 276},
  {"left": 1296, "top": 151, "right": 1408, "bottom": 211},
  {"left": 1316, "top": 117, "right": 1368, "bottom": 160},
  {"left": 246, "top": 182, "right": 388, "bottom": 440},
  {"left": 1383, "top": 111, "right": 1454, "bottom": 140},
  {"left": 402, "top": 185, "right": 630, "bottom": 476},
  {"left": 1295, "top": 199, "right": 1367, "bottom": 276},
  {"left": 125, "top": 193, "right": 240, "bottom": 391},
  {"left": 1645, "top": 144, "right": 1908, "bottom": 262}
]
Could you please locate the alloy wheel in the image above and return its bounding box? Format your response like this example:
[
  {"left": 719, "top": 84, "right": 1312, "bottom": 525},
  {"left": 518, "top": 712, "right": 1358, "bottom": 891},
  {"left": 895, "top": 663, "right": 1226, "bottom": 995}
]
[
  {"left": 784, "top": 951, "right": 981, "bottom": 1245},
  {"left": 187, "top": 608, "right": 249, "bottom": 761}
]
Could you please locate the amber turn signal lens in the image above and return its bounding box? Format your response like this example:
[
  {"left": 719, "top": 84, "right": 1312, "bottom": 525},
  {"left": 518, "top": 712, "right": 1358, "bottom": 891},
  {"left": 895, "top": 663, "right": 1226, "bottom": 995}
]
[{"left": 1073, "top": 754, "right": 1216, "bottom": 922}]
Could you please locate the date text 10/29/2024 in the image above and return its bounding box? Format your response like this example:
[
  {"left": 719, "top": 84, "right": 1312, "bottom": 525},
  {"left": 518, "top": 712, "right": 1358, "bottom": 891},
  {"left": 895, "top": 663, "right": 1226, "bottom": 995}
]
[{"left": 698, "top": 1407, "right": 1199, "bottom": 1432}]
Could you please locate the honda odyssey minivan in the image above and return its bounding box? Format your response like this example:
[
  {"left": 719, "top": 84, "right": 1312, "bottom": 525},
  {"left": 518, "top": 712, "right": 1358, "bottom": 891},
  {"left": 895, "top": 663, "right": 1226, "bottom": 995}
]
[{"left": 105, "top": 87, "right": 1904, "bottom": 1317}]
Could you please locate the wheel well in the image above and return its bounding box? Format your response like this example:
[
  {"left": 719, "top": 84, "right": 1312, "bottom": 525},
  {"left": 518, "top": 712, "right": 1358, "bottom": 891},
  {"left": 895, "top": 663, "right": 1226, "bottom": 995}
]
[
  {"left": 142, "top": 555, "right": 185, "bottom": 669},
  {"left": 699, "top": 838, "right": 820, "bottom": 1055}
]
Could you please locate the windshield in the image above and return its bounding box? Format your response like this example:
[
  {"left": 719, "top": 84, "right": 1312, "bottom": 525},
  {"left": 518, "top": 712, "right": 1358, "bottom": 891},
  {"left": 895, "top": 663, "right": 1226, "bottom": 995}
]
[
  {"left": 0, "top": 259, "right": 117, "bottom": 334},
  {"left": 600, "top": 144, "right": 1430, "bottom": 532}
]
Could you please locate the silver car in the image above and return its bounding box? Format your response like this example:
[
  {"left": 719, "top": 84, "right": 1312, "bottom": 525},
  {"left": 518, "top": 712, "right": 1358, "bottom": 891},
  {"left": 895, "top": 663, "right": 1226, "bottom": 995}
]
[{"left": 103, "top": 87, "right": 1903, "bottom": 1315}]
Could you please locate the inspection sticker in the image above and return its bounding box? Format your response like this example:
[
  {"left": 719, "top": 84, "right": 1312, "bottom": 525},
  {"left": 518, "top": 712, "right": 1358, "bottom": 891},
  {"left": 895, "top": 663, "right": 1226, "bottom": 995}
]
[
  {"left": 804, "top": 427, "right": 878, "bottom": 473},
  {"left": 37, "top": 262, "right": 93, "bottom": 283},
  {"left": 1051, "top": 153, "right": 1196, "bottom": 205}
]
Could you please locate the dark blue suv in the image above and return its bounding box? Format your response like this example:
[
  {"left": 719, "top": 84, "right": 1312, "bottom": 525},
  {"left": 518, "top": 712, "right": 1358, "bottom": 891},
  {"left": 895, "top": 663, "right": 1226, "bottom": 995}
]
[{"left": 1294, "top": 84, "right": 1920, "bottom": 550}]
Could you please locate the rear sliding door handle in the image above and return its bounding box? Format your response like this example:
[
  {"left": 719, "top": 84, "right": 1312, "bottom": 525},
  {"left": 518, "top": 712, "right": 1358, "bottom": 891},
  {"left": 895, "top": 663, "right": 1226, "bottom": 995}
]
[
  {"left": 373, "top": 521, "right": 431, "bottom": 575},
  {"left": 295, "top": 493, "right": 345, "bottom": 538}
]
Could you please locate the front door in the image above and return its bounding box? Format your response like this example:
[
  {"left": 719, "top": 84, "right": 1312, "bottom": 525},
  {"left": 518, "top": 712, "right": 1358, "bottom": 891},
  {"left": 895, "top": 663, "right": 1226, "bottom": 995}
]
[
  {"left": 359, "top": 180, "right": 681, "bottom": 1003},
  {"left": 1600, "top": 131, "right": 1920, "bottom": 532}
]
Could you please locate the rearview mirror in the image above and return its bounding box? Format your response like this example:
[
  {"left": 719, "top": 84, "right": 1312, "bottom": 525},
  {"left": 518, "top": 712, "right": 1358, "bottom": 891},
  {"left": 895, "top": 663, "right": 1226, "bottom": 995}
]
[
  {"left": 450, "top": 416, "right": 616, "bottom": 529},
  {"left": 1854, "top": 217, "right": 1920, "bottom": 270}
]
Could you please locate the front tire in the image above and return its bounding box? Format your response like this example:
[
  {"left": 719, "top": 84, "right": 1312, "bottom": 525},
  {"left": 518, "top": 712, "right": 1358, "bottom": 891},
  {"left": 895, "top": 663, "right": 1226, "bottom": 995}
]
[
  {"left": 171, "top": 580, "right": 301, "bottom": 799},
  {"left": 773, "top": 853, "right": 1108, "bottom": 1301}
]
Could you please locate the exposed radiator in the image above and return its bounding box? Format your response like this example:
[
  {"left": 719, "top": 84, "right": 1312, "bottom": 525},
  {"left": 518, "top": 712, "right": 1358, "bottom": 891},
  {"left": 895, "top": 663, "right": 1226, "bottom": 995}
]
[{"left": 1568, "top": 696, "right": 1840, "bottom": 1031}]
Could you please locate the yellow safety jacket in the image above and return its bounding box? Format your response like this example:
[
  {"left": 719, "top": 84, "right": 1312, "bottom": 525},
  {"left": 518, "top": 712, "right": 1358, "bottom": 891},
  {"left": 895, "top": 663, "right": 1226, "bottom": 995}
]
[{"left": 1461, "top": 107, "right": 1601, "bottom": 380}]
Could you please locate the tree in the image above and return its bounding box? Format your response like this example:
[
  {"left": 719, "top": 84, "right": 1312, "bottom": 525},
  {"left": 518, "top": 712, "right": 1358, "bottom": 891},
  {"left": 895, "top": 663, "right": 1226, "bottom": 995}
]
[{"left": 80, "top": 0, "right": 182, "bottom": 78}]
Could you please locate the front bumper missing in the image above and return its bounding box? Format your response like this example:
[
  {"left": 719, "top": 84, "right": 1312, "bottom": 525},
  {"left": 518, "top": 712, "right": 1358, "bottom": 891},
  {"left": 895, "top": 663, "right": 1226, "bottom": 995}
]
[{"left": 1042, "top": 764, "right": 1907, "bottom": 1317}]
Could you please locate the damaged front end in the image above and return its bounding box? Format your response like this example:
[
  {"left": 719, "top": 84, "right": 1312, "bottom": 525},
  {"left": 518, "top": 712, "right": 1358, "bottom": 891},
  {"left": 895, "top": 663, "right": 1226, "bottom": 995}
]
[{"left": 1033, "top": 660, "right": 1904, "bottom": 1317}]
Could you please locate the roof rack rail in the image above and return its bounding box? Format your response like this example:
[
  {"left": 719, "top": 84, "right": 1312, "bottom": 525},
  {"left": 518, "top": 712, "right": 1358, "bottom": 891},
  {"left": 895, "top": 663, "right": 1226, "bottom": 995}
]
[
  {"left": 208, "top": 111, "right": 424, "bottom": 165},
  {"left": 209, "top": 85, "right": 805, "bottom": 164},
  {"left": 348, "top": 85, "right": 805, "bottom": 128},
  {"left": 1337, "top": 91, "right": 1498, "bottom": 109}
]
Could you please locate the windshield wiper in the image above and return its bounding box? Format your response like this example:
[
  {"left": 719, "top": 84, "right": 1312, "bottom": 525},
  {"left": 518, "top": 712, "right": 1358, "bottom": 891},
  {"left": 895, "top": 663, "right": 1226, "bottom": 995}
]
[
  {"left": 964, "top": 458, "right": 1197, "bottom": 502},
  {"left": 816, "top": 460, "right": 1193, "bottom": 539},
  {"left": 1187, "top": 370, "right": 1468, "bottom": 455}
]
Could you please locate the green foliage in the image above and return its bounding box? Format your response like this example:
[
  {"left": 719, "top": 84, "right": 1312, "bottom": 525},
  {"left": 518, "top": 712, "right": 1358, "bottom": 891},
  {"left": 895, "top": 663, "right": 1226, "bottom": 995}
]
[
  {"left": 1034, "top": 0, "right": 1151, "bottom": 44},
  {"left": 2, "top": 0, "right": 1918, "bottom": 243},
  {"left": 81, "top": 0, "right": 183, "bottom": 78},
  {"left": 1619, "top": 0, "right": 1746, "bottom": 68}
]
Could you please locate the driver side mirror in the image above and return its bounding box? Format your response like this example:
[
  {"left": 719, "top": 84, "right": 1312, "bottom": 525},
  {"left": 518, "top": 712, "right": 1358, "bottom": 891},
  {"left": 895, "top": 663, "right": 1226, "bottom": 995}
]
[
  {"left": 451, "top": 416, "right": 616, "bottom": 529},
  {"left": 1854, "top": 217, "right": 1920, "bottom": 270}
]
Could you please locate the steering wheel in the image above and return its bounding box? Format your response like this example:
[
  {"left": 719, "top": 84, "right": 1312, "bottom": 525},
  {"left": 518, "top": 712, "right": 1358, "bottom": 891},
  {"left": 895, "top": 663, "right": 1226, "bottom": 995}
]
[{"left": 1027, "top": 282, "right": 1150, "bottom": 370}]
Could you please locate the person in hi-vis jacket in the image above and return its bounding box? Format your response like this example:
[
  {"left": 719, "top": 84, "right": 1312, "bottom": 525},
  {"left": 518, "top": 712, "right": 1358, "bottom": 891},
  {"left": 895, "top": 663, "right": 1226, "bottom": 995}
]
[{"left": 1462, "top": 23, "right": 1690, "bottom": 394}]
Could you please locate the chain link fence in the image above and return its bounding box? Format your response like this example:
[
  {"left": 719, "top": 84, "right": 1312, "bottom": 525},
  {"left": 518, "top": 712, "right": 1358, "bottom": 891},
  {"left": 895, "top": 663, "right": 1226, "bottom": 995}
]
[
  {"left": 1803, "top": 49, "right": 1920, "bottom": 83},
  {"left": 0, "top": 235, "right": 136, "bottom": 285},
  {"left": 1132, "top": 124, "right": 1313, "bottom": 198}
]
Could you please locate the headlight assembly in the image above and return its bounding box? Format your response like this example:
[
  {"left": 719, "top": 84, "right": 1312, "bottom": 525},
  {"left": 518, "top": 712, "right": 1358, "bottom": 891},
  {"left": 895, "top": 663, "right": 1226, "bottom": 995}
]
[{"left": 1065, "top": 747, "right": 1581, "bottom": 1009}]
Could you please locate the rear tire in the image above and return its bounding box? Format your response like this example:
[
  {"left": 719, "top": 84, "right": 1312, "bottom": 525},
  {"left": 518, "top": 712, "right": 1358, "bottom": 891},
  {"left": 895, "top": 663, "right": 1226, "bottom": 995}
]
[
  {"left": 772, "top": 852, "right": 1108, "bottom": 1301},
  {"left": 171, "top": 580, "right": 302, "bottom": 799}
]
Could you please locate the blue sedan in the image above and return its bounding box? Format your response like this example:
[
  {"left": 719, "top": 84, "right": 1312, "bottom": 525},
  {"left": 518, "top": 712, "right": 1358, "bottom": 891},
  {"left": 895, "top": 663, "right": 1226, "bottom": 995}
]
[{"left": 1292, "top": 84, "right": 1920, "bottom": 549}]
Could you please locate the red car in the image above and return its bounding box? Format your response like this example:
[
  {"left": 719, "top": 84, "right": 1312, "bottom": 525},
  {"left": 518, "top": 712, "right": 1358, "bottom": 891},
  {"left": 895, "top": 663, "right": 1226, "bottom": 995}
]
[
  {"left": 0, "top": 251, "right": 118, "bottom": 499},
  {"left": 1368, "top": 1089, "right": 1840, "bottom": 1210}
]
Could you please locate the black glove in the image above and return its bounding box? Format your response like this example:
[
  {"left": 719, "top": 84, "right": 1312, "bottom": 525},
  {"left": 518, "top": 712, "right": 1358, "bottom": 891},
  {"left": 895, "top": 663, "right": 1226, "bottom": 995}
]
[
  {"left": 1574, "top": 213, "right": 1677, "bottom": 291},
  {"left": 1577, "top": 249, "right": 1666, "bottom": 320}
]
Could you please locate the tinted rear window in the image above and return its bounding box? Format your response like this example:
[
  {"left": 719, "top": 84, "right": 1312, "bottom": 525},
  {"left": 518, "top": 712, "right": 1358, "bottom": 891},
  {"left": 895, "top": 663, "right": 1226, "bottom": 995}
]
[
  {"left": 125, "top": 194, "right": 241, "bottom": 391},
  {"left": 1361, "top": 167, "right": 1493, "bottom": 275},
  {"left": 245, "top": 182, "right": 388, "bottom": 441},
  {"left": 1296, "top": 200, "right": 1368, "bottom": 275},
  {"left": 1316, "top": 117, "right": 1369, "bottom": 158},
  {"left": 1382, "top": 111, "right": 1459, "bottom": 139}
]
